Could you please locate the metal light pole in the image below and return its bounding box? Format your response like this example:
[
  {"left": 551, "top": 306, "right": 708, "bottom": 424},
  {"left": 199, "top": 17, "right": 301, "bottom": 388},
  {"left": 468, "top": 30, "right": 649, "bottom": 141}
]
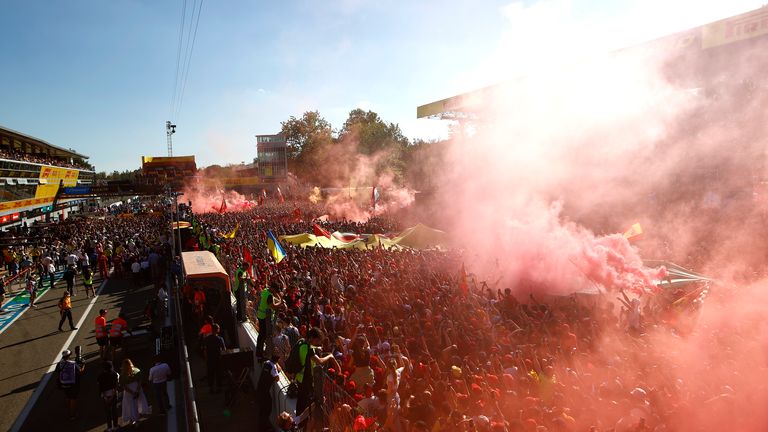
[{"left": 166, "top": 121, "right": 177, "bottom": 157}]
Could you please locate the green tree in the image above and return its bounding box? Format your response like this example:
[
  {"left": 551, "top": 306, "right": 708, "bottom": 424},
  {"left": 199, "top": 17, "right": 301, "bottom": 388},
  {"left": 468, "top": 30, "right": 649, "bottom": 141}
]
[
  {"left": 339, "top": 109, "right": 410, "bottom": 182},
  {"left": 281, "top": 111, "right": 333, "bottom": 161}
]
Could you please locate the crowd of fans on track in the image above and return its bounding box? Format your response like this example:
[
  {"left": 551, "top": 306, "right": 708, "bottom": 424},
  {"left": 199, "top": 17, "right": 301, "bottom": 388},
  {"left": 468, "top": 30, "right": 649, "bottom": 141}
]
[
  {"left": 186, "top": 202, "right": 730, "bottom": 432},
  {"left": 0, "top": 210, "right": 173, "bottom": 428},
  {"left": 3, "top": 200, "right": 743, "bottom": 431}
]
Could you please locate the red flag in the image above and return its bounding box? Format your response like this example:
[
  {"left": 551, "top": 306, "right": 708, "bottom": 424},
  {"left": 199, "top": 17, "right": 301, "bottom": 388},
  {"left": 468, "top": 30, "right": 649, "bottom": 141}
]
[
  {"left": 458, "top": 264, "right": 468, "bottom": 296},
  {"left": 292, "top": 207, "right": 303, "bottom": 221},
  {"left": 313, "top": 222, "right": 331, "bottom": 238},
  {"left": 242, "top": 248, "right": 254, "bottom": 278},
  {"left": 218, "top": 196, "right": 227, "bottom": 214},
  {"left": 277, "top": 186, "right": 285, "bottom": 203}
]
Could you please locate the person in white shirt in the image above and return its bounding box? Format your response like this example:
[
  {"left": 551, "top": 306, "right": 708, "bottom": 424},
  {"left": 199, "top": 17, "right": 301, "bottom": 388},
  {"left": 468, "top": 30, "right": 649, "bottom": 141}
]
[
  {"left": 66, "top": 253, "right": 79, "bottom": 267},
  {"left": 148, "top": 355, "right": 172, "bottom": 414},
  {"left": 130, "top": 260, "right": 141, "bottom": 291}
]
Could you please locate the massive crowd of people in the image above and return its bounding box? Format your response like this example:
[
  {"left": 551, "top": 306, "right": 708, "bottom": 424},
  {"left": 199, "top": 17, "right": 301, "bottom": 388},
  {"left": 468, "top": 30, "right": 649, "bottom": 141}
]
[
  {"left": 183, "top": 200, "right": 733, "bottom": 432},
  {"left": 1, "top": 197, "right": 748, "bottom": 431},
  {"left": 1, "top": 208, "right": 173, "bottom": 428},
  {"left": 0, "top": 147, "right": 92, "bottom": 170}
]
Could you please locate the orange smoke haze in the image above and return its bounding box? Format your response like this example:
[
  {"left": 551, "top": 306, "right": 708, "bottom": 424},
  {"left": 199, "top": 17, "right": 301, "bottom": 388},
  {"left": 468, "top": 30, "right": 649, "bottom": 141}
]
[{"left": 418, "top": 5, "right": 768, "bottom": 430}]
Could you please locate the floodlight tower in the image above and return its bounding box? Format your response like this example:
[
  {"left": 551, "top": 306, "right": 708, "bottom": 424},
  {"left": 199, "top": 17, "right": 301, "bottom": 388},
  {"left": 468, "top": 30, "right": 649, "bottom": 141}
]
[{"left": 166, "top": 121, "right": 177, "bottom": 156}]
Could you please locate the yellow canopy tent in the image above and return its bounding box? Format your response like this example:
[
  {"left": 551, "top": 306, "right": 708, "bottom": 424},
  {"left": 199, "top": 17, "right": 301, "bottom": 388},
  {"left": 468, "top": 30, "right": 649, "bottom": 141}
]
[{"left": 279, "top": 223, "right": 446, "bottom": 250}]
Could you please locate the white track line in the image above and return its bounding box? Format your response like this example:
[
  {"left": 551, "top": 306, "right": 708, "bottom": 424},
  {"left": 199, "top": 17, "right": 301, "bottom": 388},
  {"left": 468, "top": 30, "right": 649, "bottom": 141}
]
[
  {"left": 9, "top": 276, "right": 110, "bottom": 432},
  {"left": 0, "top": 274, "right": 62, "bottom": 337}
]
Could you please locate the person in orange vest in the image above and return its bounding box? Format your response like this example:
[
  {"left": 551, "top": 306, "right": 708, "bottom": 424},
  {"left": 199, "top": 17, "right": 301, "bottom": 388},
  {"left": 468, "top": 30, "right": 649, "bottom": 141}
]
[
  {"left": 95, "top": 308, "right": 110, "bottom": 360},
  {"left": 198, "top": 315, "right": 214, "bottom": 356},
  {"left": 57, "top": 292, "right": 77, "bottom": 332},
  {"left": 109, "top": 313, "right": 130, "bottom": 359},
  {"left": 199, "top": 315, "right": 214, "bottom": 339}
]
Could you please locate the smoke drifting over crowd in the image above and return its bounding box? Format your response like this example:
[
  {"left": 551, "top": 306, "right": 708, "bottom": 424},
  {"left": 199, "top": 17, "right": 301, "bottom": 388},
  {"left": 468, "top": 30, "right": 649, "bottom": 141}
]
[{"left": 420, "top": 5, "right": 768, "bottom": 430}]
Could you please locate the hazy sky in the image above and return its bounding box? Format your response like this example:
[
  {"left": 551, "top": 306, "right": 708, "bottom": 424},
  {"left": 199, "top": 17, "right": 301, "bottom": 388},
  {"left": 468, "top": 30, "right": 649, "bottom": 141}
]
[{"left": 0, "top": 0, "right": 763, "bottom": 172}]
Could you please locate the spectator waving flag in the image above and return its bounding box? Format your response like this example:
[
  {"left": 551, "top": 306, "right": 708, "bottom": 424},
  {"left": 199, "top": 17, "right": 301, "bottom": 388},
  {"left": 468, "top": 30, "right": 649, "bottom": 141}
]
[
  {"left": 312, "top": 222, "right": 332, "bottom": 238},
  {"left": 222, "top": 223, "right": 238, "bottom": 239},
  {"left": 459, "top": 263, "right": 469, "bottom": 296},
  {"left": 371, "top": 185, "right": 380, "bottom": 210},
  {"left": 267, "top": 230, "right": 286, "bottom": 263},
  {"left": 242, "top": 247, "right": 254, "bottom": 278}
]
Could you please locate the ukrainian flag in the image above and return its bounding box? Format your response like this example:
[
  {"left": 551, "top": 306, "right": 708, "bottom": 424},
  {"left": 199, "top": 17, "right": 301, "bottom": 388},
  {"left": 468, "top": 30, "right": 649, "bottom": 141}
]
[{"left": 267, "top": 230, "right": 286, "bottom": 263}]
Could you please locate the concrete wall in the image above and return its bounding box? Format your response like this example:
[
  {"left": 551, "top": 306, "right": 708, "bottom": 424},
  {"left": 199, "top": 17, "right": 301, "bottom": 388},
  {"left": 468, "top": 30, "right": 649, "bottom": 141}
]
[{"left": 237, "top": 320, "right": 296, "bottom": 423}]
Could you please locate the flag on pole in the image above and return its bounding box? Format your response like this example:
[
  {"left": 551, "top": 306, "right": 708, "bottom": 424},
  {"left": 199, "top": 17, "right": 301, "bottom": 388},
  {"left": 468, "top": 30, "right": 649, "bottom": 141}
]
[
  {"left": 312, "top": 222, "right": 331, "bottom": 238},
  {"left": 222, "top": 223, "right": 239, "bottom": 239},
  {"left": 216, "top": 196, "right": 227, "bottom": 214},
  {"left": 623, "top": 222, "right": 643, "bottom": 241},
  {"left": 267, "top": 230, "right": 286, "bottom": 263},
  {"left": 277, "top": 186, "right": 285, "bottom": 203},
  {"left": 371, "top": 185, "right": 380, "bottom": 210},
  {"left": 458, "top": 264, "right": 468, "bottom": 296},
  {"left": 242, "top": 247, "right": 254, "bottom": 278}
]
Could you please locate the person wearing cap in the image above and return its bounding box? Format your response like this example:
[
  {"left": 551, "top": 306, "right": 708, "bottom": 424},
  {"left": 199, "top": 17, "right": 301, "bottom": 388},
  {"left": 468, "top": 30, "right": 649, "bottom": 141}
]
[
  {"left": 95, "top": 309, "right": 110, "bottom": 360},
  {"left": 57, "top": 291, "right": 77, "bottom": 331},
  {"left": 56, "top": 349, "right": 85, "bottom": 421}
]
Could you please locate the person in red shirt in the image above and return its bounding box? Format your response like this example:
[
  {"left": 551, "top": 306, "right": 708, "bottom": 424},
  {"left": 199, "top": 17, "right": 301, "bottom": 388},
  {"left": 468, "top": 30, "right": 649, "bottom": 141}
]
[
  {"left": 193, "top": 287, "right": 206, "bottom": 322},
  {"left": 95, "top": 308, "right": 110, "bottom": 360},
  {"left": 97, "top": 253, "right": 109, "bottom": 280}
]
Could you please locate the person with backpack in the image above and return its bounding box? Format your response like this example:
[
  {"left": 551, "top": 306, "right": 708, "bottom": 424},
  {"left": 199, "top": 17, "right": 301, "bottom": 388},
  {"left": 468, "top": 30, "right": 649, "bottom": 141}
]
[
  {"left": 56, "top": 349, "right": 85, "bottom": 420},
  {"left": 97, "top": 361, "right": 120, "bottom": 432},
  {"left": 286, "top": 327, "right": 340, "bottom": 417}
]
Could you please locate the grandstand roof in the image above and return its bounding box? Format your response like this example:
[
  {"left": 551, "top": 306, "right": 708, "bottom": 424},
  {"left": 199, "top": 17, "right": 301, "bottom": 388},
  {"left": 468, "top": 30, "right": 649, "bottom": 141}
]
[
  {"left": 417, "top": 6, "right": 768, "bottom": 119},
  {"left": 0, "top": 124, "right": 89, "bottom": 160}
]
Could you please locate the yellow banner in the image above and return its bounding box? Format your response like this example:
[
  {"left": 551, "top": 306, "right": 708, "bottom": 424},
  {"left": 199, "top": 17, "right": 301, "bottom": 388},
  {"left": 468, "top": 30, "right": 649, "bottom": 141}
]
[
  {"left": 39, "top": 166, "right": 80, "bottom": 187},
  {"left": 142, "top": 156, "right": 196, "bottom": 164},
  {"left": 35, "top": 166, "right": 80, "bottom": 199},
  {"left": 701, "top": 7, "right": 768, "bottom": 49},
  {"left": 198, "top": 177, "right": 261, "bottom": 187},
  {"left": 0, "top": 197, "right": 53, "bottom": 212}
]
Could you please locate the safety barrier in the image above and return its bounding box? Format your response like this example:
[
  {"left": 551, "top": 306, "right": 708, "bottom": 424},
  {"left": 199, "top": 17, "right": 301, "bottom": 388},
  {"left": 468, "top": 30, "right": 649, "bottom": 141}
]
[{"left": 172, "top": 280, "right": 201, "bottom": 432}]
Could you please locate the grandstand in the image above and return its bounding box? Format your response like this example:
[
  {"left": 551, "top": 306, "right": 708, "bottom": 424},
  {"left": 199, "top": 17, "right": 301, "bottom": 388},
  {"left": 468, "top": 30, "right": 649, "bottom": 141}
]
[
  {"left": 417, "top": 6, "right": 768, "bottom": 120},
  {"left": 0, "top": 125, "right": 95, "bottom": 227}
]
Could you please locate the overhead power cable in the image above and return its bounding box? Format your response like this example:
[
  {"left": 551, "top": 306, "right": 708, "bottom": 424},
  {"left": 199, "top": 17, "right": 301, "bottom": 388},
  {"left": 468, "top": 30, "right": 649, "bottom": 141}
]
[
  {"left": 173, "top": 0, "right": 205, "bottom": 122},
  {"left": 169, "top": 0, "right": 188, "bottom": 120}
]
